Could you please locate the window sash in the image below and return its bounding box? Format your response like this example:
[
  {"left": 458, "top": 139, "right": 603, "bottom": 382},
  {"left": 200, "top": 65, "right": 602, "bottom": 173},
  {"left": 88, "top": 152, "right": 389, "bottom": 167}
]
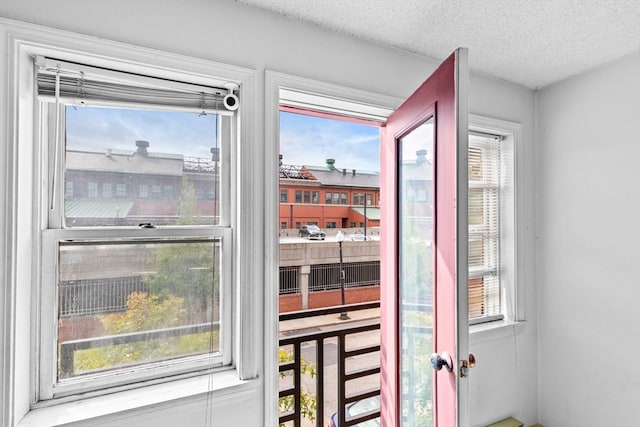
[
  {"left": 37, "top": 59, "right": 236, "bottom": 400},
  {"left": 39, "top": 227, "right": 233, "bottom": 399}
]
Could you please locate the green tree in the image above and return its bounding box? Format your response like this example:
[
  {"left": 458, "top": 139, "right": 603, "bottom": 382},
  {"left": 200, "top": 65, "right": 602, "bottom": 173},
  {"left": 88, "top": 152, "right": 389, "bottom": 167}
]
[
  {"left": 145, "top": 177, "right": 218, "bottom": 322},
  {"left": 278, "top": 348, "right": 317, "bottom": 426},
  {"left": 74, "top": 292, "right": 217, "bottom": 373}
]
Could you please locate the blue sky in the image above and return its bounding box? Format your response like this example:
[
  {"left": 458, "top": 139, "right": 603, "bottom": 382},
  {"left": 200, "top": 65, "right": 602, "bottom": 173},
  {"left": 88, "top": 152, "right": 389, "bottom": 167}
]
[
  {"left": 66, "top": 106, "right": 218, "bottom": 159},
  {"left": 65, "top": 106, "right": 381, "bottom": 172},
  {"left": 279, "top": 111, "right": 380, "bottom": 172}
]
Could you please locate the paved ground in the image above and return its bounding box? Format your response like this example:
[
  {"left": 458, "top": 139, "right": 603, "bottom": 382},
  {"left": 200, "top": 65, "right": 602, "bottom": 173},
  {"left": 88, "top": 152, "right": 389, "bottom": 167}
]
[{"left": 279, "top": 307, "right": 380, "bottom": 335}]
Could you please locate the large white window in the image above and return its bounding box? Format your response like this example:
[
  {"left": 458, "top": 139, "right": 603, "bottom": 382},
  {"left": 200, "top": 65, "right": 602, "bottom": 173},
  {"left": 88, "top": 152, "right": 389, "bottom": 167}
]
[{"left": 35, "top": 56, "right": 236, "bottom": 400}]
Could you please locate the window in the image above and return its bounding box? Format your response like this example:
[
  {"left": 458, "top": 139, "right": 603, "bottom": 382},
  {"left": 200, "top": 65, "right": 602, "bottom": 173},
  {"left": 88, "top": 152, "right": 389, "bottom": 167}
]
[
  {"left": 88, "top": 182, "right": 98, "bottom": 198},
  {"left": 280, "top": 190, "right": 288, "bottom": 202},
  {"left": 467, "top": 129, "right": 514, "bottom": 324},
  {"left": 326, "top": 221, "right": 337, "bottom": 228},
  {"left": 36, "top": 55, "right": 236, "bottom": 400},
  {"left": 311, "top": 191, "right": 319, "bottom": 204},
  {"left": 353, "top": 193, "right": 360, "bottom": 205},
  {"left": 139, "top": 184, "right": 149, "bottom": 198},
  {"left": 325, "top": 192, "right": 332, "bottom": 204},
  {"left": 333, "top": 193, "right": 339, "bottom": 204},
  {"left": 303, "top": 191, "right": 311, "bottom": 203},
  {"left": 65, "top": 181, "right": 74, "bottom": 198},
  {"left": 102, "top": 182, "right": 113, "bottom": 198},
  {"left": 295, "top": 190, "right": 302, "bottom": 203},
  {"left": 341, "top": 192, "right": 347, "bottom": 204}
]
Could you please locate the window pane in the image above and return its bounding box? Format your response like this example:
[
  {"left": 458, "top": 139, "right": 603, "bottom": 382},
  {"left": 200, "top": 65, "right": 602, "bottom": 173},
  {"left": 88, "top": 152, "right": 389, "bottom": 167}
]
[
  {"left": 57, "top": 238, "right": 221, "bottom": 380},
  {"left": 64, "top": 106, "right": 221, "bottom": 227}
]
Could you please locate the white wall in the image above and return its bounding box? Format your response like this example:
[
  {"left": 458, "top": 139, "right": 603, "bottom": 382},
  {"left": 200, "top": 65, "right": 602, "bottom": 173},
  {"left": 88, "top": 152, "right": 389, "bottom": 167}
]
[
  {"left": 0, "top": 1, "right": 538, "bottom": 425},
  {"left": 536, "top": 53, "right": 640, "bottom": 426}
]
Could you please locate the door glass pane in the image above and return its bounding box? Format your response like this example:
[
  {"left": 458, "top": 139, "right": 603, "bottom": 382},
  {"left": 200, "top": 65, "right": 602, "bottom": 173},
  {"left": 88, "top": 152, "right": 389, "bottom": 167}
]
[{"left": 398, "top": 117, "right": 434, "bottom": 426}]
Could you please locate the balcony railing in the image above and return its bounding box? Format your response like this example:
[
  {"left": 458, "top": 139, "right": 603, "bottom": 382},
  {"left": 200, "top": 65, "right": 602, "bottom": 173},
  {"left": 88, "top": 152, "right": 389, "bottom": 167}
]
[{"left": 279, "top": 301, "right": 381, "bottom": 427}]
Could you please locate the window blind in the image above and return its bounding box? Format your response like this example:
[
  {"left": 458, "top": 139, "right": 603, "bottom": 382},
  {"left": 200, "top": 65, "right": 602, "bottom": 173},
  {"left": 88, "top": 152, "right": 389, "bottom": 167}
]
[
  {"left": 468, "top": 132, "right": 503, "bottom": 322},
  {"left": 34, "top": 56, "right": 236, "bottom": 114}
]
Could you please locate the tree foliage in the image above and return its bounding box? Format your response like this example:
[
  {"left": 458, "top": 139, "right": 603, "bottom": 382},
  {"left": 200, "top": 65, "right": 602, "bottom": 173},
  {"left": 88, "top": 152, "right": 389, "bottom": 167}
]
[{"left": 278, "top": 348, "right": 317, "bottom": 426}]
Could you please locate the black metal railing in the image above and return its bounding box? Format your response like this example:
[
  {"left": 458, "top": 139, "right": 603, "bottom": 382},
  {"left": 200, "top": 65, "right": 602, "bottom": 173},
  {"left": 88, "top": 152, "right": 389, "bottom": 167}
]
[{"left": 279, "top": 301, "right": 381, "bottom": 427}]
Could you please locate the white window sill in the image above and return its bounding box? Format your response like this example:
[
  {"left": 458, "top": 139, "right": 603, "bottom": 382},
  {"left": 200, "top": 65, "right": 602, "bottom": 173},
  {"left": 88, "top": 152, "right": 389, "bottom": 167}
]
[
  {"left": 18, "top": 369, "right": 256, "bottom": 427},
  {"left": 469, "top": 319, "right": 526, "bottom": 345}
]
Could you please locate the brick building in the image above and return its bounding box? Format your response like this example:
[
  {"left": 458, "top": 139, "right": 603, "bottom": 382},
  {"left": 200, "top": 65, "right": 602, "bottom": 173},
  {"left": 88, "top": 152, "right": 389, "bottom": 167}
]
[{"left": 279, "top": 158, "right": 380, "bottom": 232}]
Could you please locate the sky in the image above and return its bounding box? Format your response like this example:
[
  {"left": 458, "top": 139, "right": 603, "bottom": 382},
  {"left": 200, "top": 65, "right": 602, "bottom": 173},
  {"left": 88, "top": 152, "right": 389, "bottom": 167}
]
[
  {"left": 279, "top": 111, "right": 380, "bottom": 172},
  {"left": 66, "top": 106, "right": 219, "bottom": 159},
  {"left": 65, "top": 106, "right": 381, "bottom": 172}
]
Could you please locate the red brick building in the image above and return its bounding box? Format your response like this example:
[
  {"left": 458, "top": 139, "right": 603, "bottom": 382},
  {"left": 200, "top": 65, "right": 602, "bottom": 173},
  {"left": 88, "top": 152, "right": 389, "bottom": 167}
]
[{"left": 279, "top": 158, "right": 380, "bottom": 232}]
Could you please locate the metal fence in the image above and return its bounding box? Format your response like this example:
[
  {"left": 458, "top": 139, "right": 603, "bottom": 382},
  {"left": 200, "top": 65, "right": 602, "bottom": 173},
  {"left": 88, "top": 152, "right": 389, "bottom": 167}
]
[
  {"left": 309, "top": 261, "right": 380, "bottom": 292},
  {"left": 279, "top": 266, "right": 301, "bottom": 294},
  {"left": 59, "top": 276, "right": 148, "bottom": 317}
]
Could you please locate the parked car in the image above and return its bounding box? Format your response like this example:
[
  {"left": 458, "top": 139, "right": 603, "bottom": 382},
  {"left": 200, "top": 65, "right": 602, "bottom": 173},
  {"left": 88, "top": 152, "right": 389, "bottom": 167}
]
[
  {"left": 329, "top": 395, "right": 380, "bottom": 427},
  {"left": 299, "top": 224, "right": 326, "bottom": 240},
  {"left": 347, "top": 233, "right": 373, "bottom": 241}
]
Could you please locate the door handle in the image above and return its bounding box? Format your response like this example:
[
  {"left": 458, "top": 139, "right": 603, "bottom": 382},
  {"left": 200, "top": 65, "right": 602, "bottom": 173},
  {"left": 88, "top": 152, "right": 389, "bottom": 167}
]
[{"left": 430, "top": 351, "right": 453, "bottom": 372}]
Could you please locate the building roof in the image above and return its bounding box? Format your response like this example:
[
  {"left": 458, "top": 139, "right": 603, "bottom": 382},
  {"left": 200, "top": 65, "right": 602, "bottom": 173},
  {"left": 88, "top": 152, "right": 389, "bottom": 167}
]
[
  {"left": 304, "top": 164, "right": 379, "bottom": 189},
  {"left": 66, "top": 146, "right": 185, "bottom": 176},
  {"left": 351, "top": 207, "right": 380, "bottom": 220},
  {"left": 66, "top": 199, "right": 134, "bottom": 218}
]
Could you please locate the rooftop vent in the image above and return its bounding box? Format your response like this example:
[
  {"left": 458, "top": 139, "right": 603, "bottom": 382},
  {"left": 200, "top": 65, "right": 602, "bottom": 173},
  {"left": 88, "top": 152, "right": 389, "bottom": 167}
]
[
  {"left": 326, "top": 158, "right": 335, "bottom": 170},
  {"left": 416, "top": 149, "right": 427, "bottom": 164},
  {"left": 136, "top": 140, "right": 149, "bottom": 156}
]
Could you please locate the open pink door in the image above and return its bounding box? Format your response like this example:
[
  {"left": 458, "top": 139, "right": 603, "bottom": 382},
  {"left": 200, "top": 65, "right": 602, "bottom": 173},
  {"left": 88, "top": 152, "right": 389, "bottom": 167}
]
[{"left": 380, "top": 49, "right": 469, "bottom": 426}]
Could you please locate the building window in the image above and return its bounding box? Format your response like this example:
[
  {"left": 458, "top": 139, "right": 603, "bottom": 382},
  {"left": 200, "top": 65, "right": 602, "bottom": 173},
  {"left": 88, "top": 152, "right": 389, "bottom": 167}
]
[
  {"left": 333, "top": 193, "right": 339, "bottom": 204},
  {"left": 295, "top": 222, "right": 301, "bottom": 229},
  {"left": 303, "top": 191, "right": 311, "bottom": 203},
  {"left": 295, "top": 190, "right": 302, "bottom": 203},
  {"left": 312, "top": 191, "right": 319, "bottom": 204},
  {"left": 87, "top": 182, "right": 98, "bottom": 198},
  {"left": 139, "top": 184, "right": 148, "bottom": 198},
  {"left": 353, "top": 193, "right": 360, "bottom": 205},
  {"left": 341, "top": 192, "right": 347, "bottom": 204},
  {"left": 102, "top": 183, "right": 113, "bottom": 198},
  {"left": 326, "top": 222, "right": 337, "bottom": 228},
  {"left": 35, "top": 54, "right": 235, "bottom": 402},
  {"left": 325, "top": 192, "right": 332, "bottom": 204},
  {"left": 366, "top": 194, "right": 372, "bottom": 206},
  {"left": 280, "top": 190, "right": 288, "bottom": 203},
  {"left": 152, "top": 185, "right": 162, "bottom": 199},
  {"left": 65, "top": 181, "right": 74, "bottom": 198},
  {"left": 281, "top": 222, "right": 287, "bottom": 230},
  {"left": 350, "top": 222, "right": 356, "bottom": 227}
]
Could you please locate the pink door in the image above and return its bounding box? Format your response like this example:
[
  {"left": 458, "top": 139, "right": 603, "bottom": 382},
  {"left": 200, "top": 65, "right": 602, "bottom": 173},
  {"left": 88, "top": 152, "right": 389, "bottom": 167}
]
[{"left": 380, "top": 49, "right": 469, "bottom": 426}]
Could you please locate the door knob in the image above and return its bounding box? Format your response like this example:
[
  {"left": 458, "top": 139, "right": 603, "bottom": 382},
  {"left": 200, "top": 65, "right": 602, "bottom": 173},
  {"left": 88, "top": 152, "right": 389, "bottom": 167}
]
[{"left": 430, "top": 351, "right": 453, "bottom": 372}]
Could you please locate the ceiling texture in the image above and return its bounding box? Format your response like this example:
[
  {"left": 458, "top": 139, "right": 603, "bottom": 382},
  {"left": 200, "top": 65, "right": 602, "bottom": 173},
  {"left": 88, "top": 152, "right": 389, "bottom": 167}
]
[{"left": 236, "top": 0, "right": 640, "bottom": 89}]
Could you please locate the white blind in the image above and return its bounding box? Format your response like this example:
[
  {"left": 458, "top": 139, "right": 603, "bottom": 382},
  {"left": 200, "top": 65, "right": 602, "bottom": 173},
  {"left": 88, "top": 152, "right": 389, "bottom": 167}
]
[
  {"left": 468, "top": 132, "right": 503, "bottom": 321},
  {"left": 35, "top": 56, "right": 235, "bottom": 114}
]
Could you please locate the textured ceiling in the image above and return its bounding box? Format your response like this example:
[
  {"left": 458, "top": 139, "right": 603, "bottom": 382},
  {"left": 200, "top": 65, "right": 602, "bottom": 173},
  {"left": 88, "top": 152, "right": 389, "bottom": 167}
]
[{"left": 236, "top": 0, "right": 640, "bottom": 89}]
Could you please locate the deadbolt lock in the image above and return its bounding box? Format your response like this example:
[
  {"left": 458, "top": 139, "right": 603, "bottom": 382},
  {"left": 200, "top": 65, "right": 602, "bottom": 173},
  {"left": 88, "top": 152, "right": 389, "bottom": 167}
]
[{"left": 460, "top": 353, "right": 477, "bottom": 378}]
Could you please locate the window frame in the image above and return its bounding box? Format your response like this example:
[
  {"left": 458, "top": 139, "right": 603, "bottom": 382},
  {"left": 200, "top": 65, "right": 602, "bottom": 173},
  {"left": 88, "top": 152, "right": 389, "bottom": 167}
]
[
  {"left": 468, "top": 114, "right": 522, "bottom": 325},
  {"left": 1, "top": 22, "right": 259, "bottom": 424}
]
